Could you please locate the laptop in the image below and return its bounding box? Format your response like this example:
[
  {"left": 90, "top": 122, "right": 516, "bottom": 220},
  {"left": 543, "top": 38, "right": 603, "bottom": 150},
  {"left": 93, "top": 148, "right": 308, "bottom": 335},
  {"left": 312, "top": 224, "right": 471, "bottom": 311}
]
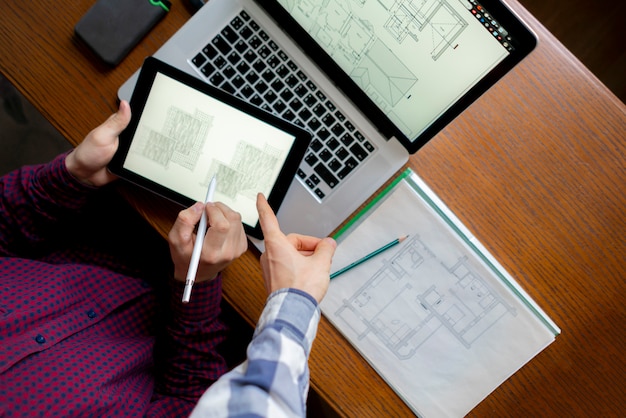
[{"left": 118, "top": 0, "right": 536, "bottom": 241}]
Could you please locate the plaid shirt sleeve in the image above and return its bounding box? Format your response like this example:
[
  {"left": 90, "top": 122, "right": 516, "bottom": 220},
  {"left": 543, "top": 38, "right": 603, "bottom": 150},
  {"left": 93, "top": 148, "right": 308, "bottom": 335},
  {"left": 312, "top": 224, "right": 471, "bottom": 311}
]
[{"left": 189, "top": 288, "right": 321, "bottom": 418}]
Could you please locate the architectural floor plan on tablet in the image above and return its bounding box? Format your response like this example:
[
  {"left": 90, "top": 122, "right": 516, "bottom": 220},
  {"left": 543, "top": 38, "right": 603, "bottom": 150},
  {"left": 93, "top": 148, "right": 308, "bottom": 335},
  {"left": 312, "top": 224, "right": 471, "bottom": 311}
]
[
  {"left": 134, "top": 104, "right": 283, "bottom": 202},
  {"left": 123, "top": 72, "right": 296, "bottom": 225},
  {"left": 321, "top": 171, "right": 558, "bottom": 417}
]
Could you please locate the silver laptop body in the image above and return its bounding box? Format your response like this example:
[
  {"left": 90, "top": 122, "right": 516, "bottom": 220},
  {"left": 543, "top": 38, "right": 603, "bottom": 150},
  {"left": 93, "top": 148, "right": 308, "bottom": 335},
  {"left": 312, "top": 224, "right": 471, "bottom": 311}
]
[{"left": 119, "top": 0, "right": 536, "bottom": 242}]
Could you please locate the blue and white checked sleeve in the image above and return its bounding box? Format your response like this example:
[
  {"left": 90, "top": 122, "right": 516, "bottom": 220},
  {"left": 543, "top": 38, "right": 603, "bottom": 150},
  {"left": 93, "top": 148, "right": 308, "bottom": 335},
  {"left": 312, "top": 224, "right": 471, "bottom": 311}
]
[{"left": 189, "top": 288, "right": 321, "bottom": 418}]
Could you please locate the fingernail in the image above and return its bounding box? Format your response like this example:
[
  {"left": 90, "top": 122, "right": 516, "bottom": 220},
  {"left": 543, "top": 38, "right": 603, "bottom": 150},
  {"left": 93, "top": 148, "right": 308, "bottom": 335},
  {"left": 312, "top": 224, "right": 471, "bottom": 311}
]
[{"left": 192, "top": 202, "right": 204, "bottom": 213}]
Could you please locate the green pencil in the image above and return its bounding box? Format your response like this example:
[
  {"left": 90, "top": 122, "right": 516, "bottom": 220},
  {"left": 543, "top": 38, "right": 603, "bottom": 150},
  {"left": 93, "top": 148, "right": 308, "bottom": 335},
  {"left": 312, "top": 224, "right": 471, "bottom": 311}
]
[{"left": 330, "top": 235, "right": 409, "bottom": 279}]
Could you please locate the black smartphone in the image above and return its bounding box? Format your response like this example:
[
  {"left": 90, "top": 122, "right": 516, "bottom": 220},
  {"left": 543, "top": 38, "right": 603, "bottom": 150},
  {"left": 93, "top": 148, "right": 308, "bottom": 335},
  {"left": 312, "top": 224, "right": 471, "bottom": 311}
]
[{"left": 75, "top": 0, "right": 171, "bottom": 66}]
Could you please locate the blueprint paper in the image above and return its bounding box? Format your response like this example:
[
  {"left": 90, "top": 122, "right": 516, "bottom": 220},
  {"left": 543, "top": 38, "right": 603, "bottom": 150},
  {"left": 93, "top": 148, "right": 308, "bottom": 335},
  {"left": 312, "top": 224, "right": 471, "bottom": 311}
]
[{"left": 321, "top": 171, "right": 558, "bottom": 417}]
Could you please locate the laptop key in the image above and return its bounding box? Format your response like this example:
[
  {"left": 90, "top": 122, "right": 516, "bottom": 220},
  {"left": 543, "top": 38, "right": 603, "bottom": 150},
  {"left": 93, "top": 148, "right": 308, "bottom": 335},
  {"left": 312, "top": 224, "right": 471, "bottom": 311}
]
[
  {"left": 262, "top": 69, "right": 275, "bottom": 82},
  {"left": 245, "top": 72, "right": 259, "bottom": 84},
  {"left": 227, "top": 52, "right": 241, "bottom": 65},
  {"left": 319, "top": 149, "right": 332, "bottom": 162},
  {"left": 331, "top": 123, "right": 345, "bottom": 136},
  {"left": 305, "top": 153, "right": 318, "bottom": 167},
  {"left": 221, "top": 26, "right": 239, "bottom": 44},
  {"left": 201, "top": 62, "right": 216, "bottom": 77},
  {"left": 298, "top": 108, "right": 312, "bottom": 122},
  {"left": 303, "top": 94, "right": 317, "bottom": 107},
  {"left": 273, "top": 100, "right": 287, "bottom": 113},
  {"left": 239, "top": 26, "right": 253, "bottom": 40},
  {"left": 243, "top": 50, "right": 257, "bottom": 63},
  {"left": 240, "top": 85, "right": 254, "bottom": 98},
  {"left": 263, "top": 90, "right": 278, "bottom": 104},
  {"left": 328, "top": 158, "right": 342, "bottom": 172},
  {"left": 221, "top": 82, "right": 236, "bottom": 94},
  {"left": 350, "top": 143, "right": 368, "bottom": 161},
  {"left": 317, "top": 128, "right": 330, "bottom": 141},
  {"left": 250, "top": 94, "right": 263, "bottom": 106},
  {"left": 276, "top": 65, "right": 289, "bottom": 78},
  {"left": 202, "top": 44, "right": 218, "bottom": 59},
  {"left": 223, "top": 65, "right": 236, "bottom": 79},
  {"left": 254, "top": 81, "right": 268, "bottom": 94},
  {"left": 326, "top": 138, "right": 340, "bottom": 150},
  {"left": 310, "top": 139, "right": 323, "bottom": 152},
  {"left": 294, "top": 84, "right": 307, "bottom": 97},
  {"left": 267, "top": 55, "right": 280, "bottom": 68},
  {"left": 232, "top": 75, "right": 245, "bottom": 89},
  {"left": 312, "top": 103, "right": 326, "bottom": 117},
  {"left": 314, "top": 163, "right": 338, "bottom": 188},
  {"left": 209, "top": 73, "right": 225, "bottom": 86},
  {"left": 259, "top": 45, "right": 271, "bottom": 58},
  {"left": 283, "top": 110, "right": 296, "bottom": 121},
  {"left": 280, "top": 89, "right": 294, "bottom": 101},
  {"left": 212, "top": 35, "right": 231, "bottom": 55},
  {"left": 234, "top": 40, "right": 247, "bottom": 53},
  {"left": 337, "top": 158, "right": 357, "bottom": 179},
  {"left": 236, "top": 61, "right": 250, "bottom": 74},
  {"left": 309, "top": 174, "right": 320, "bottom": 185},
  {"left": 214, "top": 56, "right": 227, "bottom": 69},
  {"left": 252, "top": 60, "right": 266, "bottom": 73},
  {"left": 307, "top": 117, "right": 321, "bottom": 131},
  {"left": 249, "top": 35, "right": 262, "bottom": 49},
  {"left": 336, "top": 147, "right": 349, "bottom": 160},
  {"left": 289, "top": 98, "right": 303, "bottom": 111},
  {"left": 285, "top": 75, "right": 298, "bottom": 88},
  {"left": 231, "top": 16, "right": 244, "bottom": 30},
  {"left": 340, "top": 133, "right": 354, "bottom": 146},
  {"left": 192, "top": 53, "right": 207, "bottom": 68},
  {"left": 271, "top": 79, "right": 285, "bottom": 92}
]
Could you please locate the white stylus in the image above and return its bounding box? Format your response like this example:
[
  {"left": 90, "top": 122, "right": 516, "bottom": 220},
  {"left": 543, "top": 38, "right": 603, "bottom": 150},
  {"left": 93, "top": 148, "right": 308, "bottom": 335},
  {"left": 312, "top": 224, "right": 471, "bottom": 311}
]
[{"left": 182, "top": 175, "right": 217, "bottom": 303}]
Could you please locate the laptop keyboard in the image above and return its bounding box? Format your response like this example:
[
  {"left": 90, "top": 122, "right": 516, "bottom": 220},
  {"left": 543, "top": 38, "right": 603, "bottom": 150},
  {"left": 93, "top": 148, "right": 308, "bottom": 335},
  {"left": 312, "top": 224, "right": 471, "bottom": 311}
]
[{"left": 189, "top": 10, "right": 375, "bottom": 201}]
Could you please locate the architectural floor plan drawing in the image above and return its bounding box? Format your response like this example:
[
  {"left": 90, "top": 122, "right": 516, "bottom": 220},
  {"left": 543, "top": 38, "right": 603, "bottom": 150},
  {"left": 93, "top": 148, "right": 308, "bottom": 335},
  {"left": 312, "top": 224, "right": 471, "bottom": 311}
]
[
  {"left": 140, "top": 106, "right": 213, "bottom": 171},
  {"left": 335, "top": 235, "right": 516, "bottom": 359},
  {"left": 282, "top": 0, "right": 468, "bottom": 111},
  {"left": 383, "top": 0, "right": 468, "bottom": 61},
  {"left": 321, "top": 171, "right": 558, "bottom": 416},
  {"left": 203, "top": 142, "right": 283, "bottom": 201}
]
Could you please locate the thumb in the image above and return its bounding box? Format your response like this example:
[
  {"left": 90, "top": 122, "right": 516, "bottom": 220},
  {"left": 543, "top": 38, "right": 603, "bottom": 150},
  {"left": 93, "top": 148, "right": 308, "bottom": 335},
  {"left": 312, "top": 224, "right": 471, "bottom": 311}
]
[
  {"left": 313, "top": 237, "right": 337, "bottom": 264},
  {"left": 104, "top": 100, "right": 132, "bottom": 136}
]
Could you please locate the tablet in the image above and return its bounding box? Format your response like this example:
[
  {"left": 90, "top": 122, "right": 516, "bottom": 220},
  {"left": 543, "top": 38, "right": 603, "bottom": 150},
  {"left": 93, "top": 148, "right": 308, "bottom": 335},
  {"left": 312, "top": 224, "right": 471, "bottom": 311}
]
[{"left": 109, "top": 57, "right": 311, "bottom": 239}]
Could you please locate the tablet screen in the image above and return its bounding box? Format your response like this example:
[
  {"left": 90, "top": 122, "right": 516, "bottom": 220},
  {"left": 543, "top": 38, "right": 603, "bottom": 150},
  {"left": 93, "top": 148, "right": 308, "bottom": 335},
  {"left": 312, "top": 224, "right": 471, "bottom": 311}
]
[{"left": 110, "top": 57, "right": 311, "bottom": 238}]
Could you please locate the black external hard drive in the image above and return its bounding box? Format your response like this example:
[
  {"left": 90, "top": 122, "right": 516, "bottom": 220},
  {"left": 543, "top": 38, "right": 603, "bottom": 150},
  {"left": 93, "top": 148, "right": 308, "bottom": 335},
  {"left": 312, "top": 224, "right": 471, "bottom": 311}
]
[{"left": 75, "top": 0, "right": 171, "bottom": 66}]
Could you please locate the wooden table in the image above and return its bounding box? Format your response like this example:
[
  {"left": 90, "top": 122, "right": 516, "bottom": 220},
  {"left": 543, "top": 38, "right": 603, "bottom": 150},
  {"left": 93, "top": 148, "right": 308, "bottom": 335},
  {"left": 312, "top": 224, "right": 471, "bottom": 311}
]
[{"left": 1, "top": 1, "right": 624, "bottom": 416}]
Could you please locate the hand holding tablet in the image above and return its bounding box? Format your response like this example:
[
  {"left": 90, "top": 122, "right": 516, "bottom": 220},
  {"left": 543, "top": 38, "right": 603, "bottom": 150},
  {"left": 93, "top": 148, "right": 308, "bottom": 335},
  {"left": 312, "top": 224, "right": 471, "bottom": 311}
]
[{"left": 109, "top": 57, "right": 311, "bottom": 239}]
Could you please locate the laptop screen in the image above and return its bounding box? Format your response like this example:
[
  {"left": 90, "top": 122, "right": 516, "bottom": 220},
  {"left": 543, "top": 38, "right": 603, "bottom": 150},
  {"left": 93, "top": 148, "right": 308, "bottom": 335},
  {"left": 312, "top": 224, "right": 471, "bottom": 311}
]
[{"left": 265, "top": 0, "right": 535, "bottom": 152}]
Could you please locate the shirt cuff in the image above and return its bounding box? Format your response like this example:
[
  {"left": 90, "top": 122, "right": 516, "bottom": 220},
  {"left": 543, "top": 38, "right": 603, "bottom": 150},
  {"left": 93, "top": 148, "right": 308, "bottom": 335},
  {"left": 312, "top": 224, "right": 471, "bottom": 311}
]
[
  {"left": 255, "top": 289, "right": 321, "bottom": 357},
  {"left": 35, "top": 152, "right": 97, "bottom": 211},
  {"left": 169, "top": 274, "right": 223, "bottom": 321}
]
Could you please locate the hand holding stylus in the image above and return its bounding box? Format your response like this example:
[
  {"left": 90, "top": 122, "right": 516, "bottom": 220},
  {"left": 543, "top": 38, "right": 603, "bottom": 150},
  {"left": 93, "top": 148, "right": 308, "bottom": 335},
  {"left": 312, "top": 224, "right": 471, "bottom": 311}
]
[{"left": 167, "top": 176, "right": 247, "bottom": 303}]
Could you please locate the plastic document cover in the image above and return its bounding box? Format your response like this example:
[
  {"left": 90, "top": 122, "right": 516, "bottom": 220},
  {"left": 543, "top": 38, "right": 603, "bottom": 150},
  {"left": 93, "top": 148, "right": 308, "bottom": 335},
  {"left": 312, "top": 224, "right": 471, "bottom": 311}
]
[{"left": 321, "top": 168, "right": 559, "bottom": 417}]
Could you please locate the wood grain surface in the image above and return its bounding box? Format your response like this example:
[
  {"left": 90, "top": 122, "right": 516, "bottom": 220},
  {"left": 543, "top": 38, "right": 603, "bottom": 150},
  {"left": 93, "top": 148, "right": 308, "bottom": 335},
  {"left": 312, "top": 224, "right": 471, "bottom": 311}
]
[{"left": 1, "top": 0, "right": 624, "bottom": 416}]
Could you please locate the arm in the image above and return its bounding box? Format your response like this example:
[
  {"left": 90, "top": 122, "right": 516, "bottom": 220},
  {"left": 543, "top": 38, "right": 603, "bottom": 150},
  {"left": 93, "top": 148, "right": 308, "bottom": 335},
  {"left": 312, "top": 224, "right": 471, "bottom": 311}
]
[
  {"left": 189, "top": 194, "right": 336, "bottom": 418},
  {"left": 190, "top": 288, "right": 320, "bottom": 418},
  {"left": 148, "top": 198, "right": 247, "bottom": 416},
  {"left": 0, "top": 102, "right": 130, "bottom": 256}
]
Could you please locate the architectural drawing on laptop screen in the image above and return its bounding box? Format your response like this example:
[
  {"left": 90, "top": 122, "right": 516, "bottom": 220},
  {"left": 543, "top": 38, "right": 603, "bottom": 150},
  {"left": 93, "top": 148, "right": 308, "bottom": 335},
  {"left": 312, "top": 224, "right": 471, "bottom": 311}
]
[{"left": 118, "top": 0, "right": 536, "bottom": 241}]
